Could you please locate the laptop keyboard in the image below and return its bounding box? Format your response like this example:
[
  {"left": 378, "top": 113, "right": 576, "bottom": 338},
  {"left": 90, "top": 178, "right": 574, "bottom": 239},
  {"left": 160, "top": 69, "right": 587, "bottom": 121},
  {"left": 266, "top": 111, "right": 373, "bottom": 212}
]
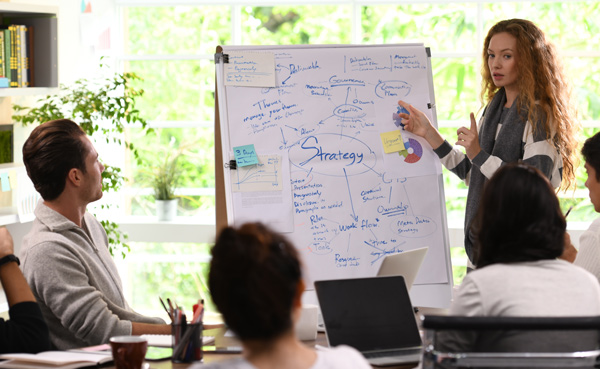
[{"left": 363, "top": 348, "right": 422, "bottom": 358}]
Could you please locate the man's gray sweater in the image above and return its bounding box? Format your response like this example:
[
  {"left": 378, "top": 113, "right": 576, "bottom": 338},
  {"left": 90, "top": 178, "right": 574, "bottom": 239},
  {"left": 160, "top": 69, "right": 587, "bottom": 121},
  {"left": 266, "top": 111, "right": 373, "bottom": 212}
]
[{"left": 20, "top": 201, "right": 165, "bottom": 349}]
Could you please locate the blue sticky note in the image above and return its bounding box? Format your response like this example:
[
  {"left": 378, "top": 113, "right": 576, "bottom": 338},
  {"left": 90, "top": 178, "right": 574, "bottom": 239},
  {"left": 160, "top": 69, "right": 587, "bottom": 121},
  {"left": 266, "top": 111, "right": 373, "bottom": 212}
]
[
  {"left": 233, "top": 144, "right": 259, "bottom": 167},
  {"left": 0, "top": 173, "right": 10, "bottom": 192}
]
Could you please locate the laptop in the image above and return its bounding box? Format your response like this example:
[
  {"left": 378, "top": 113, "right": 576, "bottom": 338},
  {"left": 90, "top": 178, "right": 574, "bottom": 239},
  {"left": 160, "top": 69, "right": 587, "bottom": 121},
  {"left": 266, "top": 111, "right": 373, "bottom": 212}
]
[
  {"left": 377, "top": 247, "right": 428, "bottom": 290},
  {"left": 315, "top": 276, "right": 422, "bottom": 366}
]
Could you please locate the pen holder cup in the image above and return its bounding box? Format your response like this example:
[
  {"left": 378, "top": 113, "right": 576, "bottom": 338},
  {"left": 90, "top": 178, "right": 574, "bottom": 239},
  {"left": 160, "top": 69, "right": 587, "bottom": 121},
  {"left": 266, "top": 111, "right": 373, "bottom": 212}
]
[{"left": 171, "top": 322, "right": 203, "bottom": 363}]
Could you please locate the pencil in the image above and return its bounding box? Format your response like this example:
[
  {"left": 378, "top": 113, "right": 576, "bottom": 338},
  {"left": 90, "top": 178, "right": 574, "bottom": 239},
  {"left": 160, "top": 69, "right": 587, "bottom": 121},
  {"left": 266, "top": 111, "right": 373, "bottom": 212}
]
[
  {"left": 159, "top": 296, "right": 172, "bottom": 322},
  {"left": 565, "top": 205, "right": 574, "bottom": 218}
]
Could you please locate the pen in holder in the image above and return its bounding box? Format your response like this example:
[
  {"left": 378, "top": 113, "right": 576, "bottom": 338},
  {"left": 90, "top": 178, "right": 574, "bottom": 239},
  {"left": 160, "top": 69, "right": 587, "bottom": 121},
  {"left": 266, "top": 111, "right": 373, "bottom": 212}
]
[{"left": 171, "top": 321, "right": 203, "bottom": 363}]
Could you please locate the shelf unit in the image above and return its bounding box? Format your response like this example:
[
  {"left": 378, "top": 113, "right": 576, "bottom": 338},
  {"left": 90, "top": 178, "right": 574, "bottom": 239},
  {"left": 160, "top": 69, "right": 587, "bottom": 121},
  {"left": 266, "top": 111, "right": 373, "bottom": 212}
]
[
  {"left": 0, "top": 3, "right": 57, "bottom": 226},
  {"left": 0, "top": 2, "right": 58, "bottom": 90}
]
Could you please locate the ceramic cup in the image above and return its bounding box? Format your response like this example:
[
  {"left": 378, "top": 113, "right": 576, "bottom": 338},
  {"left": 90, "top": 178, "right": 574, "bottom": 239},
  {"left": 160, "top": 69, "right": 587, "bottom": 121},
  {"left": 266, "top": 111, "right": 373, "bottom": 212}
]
[
  {"left": 109, "top": 335, "right": 148, "bottom": 369},
  {"left": 295, "top": 304, "right": 319, "bottom": 341}
]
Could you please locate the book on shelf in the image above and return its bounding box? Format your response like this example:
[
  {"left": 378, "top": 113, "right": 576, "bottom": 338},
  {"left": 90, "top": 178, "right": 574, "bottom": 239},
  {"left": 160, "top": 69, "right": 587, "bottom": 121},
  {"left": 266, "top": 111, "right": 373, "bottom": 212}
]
[
  {"left": 20, "top": 25, "right": 28, "bottom": 87},
  {"left": 0, "top": 31, "right": 5, "bottom": 77},
  {"left": 27, "top": 25, "right": 33, "bottom": 86},
  {"left": 0, "top": 24, "right": 33, "bottom": 88},
  {"left": 9, "top": 24, "right": 17, "bottom": 87},
  {"left": 0, "top": 351, "right": 112, "bottom": 369},
  {"left": 2, "top": 28, "right": 10, "bottom": 86}
]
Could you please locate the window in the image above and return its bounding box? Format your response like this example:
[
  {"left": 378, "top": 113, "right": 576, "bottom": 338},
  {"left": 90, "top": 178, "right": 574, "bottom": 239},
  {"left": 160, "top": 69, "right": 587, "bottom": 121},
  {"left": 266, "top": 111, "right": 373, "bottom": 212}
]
[{"left": 114, "top": 1, "right": 600, "bottom": 314}]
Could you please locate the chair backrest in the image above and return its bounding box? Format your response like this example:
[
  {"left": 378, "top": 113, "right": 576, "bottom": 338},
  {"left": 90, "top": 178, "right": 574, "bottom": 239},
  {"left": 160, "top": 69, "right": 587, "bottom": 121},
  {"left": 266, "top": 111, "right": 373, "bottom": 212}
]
[{"left": 422, "top": 315, "right": 600, "bottom": 369}]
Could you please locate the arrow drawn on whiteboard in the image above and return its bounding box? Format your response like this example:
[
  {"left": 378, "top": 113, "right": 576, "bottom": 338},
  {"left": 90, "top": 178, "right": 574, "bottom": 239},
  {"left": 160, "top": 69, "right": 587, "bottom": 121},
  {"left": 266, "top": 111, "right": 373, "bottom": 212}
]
[
  {"left": 361, "top": 162, "right": 384, "bottom": 179},
  {"left": 285, "top": 125, "right": 298, "bottom": 132},
  {"left": 343, "top": 168, "right": 358, "bottom": 222},
  {"left": 280, "top": 127, "right": 288, "bottom": 146},
  {"left": 364, "top": 240, "right": 407, "bottom": 264},
  {"left": 401, "top": 184, "right": 415, "bottom": 216},
  {"left": 347, "top": 233, "right": 351, "bottom": 252}
]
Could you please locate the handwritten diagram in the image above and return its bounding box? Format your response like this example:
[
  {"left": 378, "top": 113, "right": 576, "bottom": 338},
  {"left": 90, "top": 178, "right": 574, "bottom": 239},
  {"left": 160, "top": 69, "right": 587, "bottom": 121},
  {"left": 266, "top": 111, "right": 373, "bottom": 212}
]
[
  {"left": 221, "top": 45, "right": 448, "bottom": 287},
  {"left": 230, "top": 154, "right": 282, "bottom": 192}
]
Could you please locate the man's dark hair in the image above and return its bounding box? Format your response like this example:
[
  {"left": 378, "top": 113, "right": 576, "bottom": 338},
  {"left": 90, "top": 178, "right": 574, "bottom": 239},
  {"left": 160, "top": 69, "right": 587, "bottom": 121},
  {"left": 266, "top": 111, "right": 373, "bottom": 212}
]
[
  {"left": 22, "top": 119, "right": 87, "bottom": 200},
  {"left": 582, "top": 132, "right": 600, "bottom": 181}
]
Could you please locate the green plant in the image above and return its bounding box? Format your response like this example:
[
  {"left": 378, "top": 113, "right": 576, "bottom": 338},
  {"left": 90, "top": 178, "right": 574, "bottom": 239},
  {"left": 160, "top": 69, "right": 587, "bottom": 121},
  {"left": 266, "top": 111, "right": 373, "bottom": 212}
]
[
  {"left": 12, "top": 66, "right": 152, "bottom": 258},
  {"left": 149, "top": 152, "right": 181, "bottom": 201},
  {"left": 0, "top": 127, "right": 11, "bottom": 164}
]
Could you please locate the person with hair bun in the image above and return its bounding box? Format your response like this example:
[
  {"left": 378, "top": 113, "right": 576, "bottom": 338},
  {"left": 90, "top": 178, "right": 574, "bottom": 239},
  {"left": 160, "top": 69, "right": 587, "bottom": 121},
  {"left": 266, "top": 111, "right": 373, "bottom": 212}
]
[
  {"left": 198, "top": 222, "right": 371, "bottom": 369},
  {"left": 398, "top": 18, "right": 580, "bottom": 265},
  {"left": 439, "top": 163, "right": 600, "bottom": 352}
]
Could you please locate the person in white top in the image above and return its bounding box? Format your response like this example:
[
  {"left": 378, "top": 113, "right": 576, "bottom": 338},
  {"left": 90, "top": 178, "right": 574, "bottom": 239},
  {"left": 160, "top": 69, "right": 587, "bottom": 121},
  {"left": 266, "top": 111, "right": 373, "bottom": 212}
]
[
  {"left": 193, "top": 222, "right": 371, "bottom": 369},
  {"left": 574, "top": 132, "right": 600, "bottom": 281},
  {"left": 438, "top": 163, "right": 600, "bottom": 352}
]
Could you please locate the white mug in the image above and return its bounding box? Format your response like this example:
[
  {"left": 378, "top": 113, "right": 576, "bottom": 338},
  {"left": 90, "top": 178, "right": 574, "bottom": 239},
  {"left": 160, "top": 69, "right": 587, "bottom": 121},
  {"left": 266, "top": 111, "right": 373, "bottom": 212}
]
[{"left": 295, "top": 304, "right": 319, "bottom": 341}]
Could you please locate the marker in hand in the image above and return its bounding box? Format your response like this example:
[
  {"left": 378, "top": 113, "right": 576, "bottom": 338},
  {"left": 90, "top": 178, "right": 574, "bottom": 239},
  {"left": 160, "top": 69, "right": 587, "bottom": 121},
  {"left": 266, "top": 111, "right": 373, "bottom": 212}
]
[{"left": 393, "top": 105, "right": 410, "bottom": 128}]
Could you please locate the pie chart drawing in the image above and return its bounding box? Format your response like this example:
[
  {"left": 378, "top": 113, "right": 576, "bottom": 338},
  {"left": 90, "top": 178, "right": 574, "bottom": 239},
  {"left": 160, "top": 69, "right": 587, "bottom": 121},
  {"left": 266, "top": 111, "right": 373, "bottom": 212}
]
[{"left": 400, "top": 138, "right": 423, "bottom": 164}]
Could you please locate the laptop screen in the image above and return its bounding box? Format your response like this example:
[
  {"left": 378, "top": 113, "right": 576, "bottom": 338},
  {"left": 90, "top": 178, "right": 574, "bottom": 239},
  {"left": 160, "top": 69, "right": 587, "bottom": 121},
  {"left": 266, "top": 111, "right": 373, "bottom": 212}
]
[{"left": 315, "top": 276, "right": 422, "bottom": 352}]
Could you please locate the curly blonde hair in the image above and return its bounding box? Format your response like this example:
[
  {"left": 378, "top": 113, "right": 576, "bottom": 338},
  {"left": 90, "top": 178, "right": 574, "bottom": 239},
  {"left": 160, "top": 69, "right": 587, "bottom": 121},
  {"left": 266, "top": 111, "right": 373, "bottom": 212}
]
[{"left": 480, "top": 19, "right": 580, "bottom": 190}]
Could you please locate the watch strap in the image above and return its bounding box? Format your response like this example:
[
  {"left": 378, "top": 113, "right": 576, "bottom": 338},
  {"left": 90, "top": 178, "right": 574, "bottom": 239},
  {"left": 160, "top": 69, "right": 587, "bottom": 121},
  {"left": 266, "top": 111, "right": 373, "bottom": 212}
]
[{"left": 0, "top": 254, "right": 20, "bottom": 268}]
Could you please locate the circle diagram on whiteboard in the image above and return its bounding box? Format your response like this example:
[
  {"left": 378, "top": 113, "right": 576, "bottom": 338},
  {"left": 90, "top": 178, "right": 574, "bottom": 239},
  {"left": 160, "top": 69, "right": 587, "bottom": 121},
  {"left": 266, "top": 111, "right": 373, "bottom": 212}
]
[{"left": 400, "top": 138, "right": 423, "bottom": 164}]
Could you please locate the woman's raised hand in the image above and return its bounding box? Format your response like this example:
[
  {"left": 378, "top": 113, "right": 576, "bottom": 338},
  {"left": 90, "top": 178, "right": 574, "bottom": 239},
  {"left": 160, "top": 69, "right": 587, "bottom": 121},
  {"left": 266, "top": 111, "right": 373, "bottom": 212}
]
[
  {"left": 456, "top": 113, "right": 481, "bottom": 160},
  {"left": 397, "top": 100, "right": 444, "bottom": 149}
]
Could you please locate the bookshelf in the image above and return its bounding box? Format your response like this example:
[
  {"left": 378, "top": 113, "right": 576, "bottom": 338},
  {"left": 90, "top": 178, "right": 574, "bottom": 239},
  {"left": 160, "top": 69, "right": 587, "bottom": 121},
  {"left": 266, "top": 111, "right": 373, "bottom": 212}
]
[
  {"left": 0, "top": 3, "right": 58, "bottom": 226},
  {"left": 0, "top": 2, "right": 58, "bottom": 90}
]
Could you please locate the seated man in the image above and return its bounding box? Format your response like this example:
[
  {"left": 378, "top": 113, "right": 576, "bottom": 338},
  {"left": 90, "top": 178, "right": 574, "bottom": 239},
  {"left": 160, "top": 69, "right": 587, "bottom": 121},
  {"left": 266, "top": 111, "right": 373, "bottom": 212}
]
[
  {"left": 0, "top": 227, "right": 50, "bottom": 353},
  {"left": 575, "top": 131, "right": 600, "bottom": 281},
  {"left": 20, "top": 119, "right": 170, "bottom": 349}
]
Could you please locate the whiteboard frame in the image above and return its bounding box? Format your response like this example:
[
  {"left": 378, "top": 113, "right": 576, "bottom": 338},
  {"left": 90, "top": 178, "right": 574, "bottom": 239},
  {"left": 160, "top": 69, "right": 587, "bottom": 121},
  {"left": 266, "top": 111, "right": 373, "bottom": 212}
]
[{"left": 215, "top": 44, "right": 453, "bottom": 309}]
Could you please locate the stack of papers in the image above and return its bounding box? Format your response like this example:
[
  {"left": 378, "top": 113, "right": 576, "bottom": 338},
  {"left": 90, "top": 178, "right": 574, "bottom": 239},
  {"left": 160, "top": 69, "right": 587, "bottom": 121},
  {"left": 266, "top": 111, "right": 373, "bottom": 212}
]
[{"left": 0, "top": 351, "right": 112, "bottom": 369}]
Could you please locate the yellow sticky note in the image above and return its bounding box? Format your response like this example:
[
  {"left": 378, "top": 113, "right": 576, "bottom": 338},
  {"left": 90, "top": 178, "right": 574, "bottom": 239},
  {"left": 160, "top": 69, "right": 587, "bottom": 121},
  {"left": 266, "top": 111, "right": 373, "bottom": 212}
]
[
  {"left": 380, "top": 130, "right": 406, "bottom": 154},
  {"left": 8, "top": 170, "right": 17, "bottom": 189}
]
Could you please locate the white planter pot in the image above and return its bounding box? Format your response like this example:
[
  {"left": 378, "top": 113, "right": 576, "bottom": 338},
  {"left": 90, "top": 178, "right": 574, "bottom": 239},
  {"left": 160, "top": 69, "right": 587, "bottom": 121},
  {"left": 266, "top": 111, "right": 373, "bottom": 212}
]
[{"left": 156, "top": 199, "right": 178, "bottom": 221}]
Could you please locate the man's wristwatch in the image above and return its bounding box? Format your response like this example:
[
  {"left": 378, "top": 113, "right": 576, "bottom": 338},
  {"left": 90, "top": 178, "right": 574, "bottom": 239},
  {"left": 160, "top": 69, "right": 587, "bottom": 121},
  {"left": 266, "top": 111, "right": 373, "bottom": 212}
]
[{"left": 0, "top": 254, "right": 20, "bottom": 268}]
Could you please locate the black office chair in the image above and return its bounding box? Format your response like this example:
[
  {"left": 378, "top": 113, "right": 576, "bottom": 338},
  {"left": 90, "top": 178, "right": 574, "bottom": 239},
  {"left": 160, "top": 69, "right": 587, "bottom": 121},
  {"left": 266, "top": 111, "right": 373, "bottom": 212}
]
[{"left": 422, "top": 315, "right": 600, "bottom": 368}]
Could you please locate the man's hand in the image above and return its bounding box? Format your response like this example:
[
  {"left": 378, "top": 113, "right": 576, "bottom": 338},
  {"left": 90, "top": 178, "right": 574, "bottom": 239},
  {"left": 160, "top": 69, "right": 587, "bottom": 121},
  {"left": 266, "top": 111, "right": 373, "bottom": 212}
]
[{"left": 0, "top": 227, "right": 14, "bottom": 259}]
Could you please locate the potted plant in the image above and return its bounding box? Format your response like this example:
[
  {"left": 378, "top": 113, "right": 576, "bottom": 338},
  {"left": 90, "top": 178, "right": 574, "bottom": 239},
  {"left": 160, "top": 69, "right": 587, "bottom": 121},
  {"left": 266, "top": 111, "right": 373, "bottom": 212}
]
[{"left": 146, "top": 152, "right": 181, "bottom": 221}]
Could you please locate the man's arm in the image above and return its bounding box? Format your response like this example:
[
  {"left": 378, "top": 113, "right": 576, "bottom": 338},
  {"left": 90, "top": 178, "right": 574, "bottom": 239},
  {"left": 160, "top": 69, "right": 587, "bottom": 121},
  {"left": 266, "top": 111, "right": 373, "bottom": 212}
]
[
  {"left": 0, "top": 227, "right": 51, "bottom": 353},
  {"left": 131, "top": 322, "right": 171, "bottom": 335},
  {"left": 0, "top": 228, "right": 35, "bottom": 306},
  {"left": 130, "top": 322, "right": 224, "bottom": 335}
]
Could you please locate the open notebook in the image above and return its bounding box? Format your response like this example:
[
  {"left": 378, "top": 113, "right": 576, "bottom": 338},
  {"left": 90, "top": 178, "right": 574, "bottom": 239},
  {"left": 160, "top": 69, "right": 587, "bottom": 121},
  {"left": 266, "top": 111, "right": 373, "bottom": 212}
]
[
  {"left": 0, "top": 351, "right": 112, "bottom": 369},
  {"left": 141, "top": 334, "right": 215, "bottom": 347}
]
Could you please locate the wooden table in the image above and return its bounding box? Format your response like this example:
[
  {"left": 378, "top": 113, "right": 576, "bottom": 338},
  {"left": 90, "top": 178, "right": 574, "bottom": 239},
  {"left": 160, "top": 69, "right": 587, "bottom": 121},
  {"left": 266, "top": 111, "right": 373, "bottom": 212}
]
[{"left": 103, "top": 326, "right": 420, "bottom": 369}]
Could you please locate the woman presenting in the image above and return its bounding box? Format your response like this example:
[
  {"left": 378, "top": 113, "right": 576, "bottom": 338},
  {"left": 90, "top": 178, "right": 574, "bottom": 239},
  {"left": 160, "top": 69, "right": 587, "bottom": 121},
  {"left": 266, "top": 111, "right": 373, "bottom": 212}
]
[{"left": 399, "top": 18, "right": 579, "bottom": 264}]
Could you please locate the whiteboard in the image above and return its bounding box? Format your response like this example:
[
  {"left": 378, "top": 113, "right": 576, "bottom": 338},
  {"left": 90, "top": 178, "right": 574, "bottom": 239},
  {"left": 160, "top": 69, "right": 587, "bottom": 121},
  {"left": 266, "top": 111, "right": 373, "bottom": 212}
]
[{"left": 215, "top": 44, "right": 453, "bottom": 308}]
